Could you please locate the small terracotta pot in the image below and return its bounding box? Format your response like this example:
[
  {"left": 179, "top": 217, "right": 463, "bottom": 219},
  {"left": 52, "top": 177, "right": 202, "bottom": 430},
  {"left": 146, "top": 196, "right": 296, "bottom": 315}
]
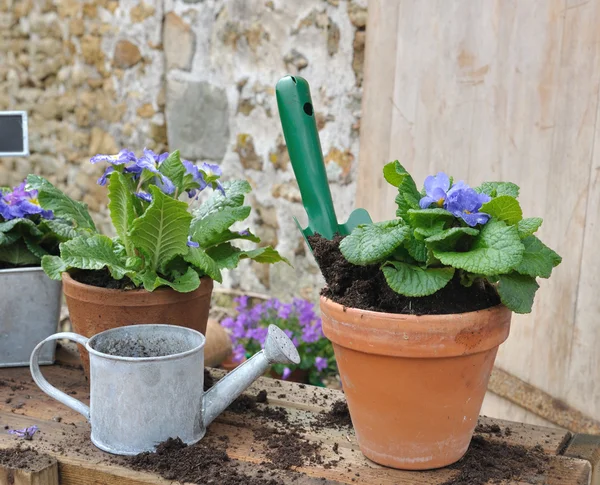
[
  {"left": 62, "top": 272, "right": 213, "bottom": 378},
  {"left": 320, "top": 296, "right": 511, "bottom": 470}
]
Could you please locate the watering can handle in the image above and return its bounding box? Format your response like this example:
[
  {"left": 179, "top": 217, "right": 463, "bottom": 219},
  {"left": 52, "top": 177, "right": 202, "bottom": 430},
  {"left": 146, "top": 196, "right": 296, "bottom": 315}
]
[
  {"left": 30, "top": 332, "right": 91, "bottom": 420},
  {"left": 276, "top": 75, "right": 339, "bottom": 239}
]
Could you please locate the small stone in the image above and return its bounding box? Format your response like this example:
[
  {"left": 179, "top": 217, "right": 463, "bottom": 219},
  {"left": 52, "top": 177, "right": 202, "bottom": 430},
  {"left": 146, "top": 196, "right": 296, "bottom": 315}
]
[
  {"left": 348, "top": 4, "right": 367, "bottom": 28},
  {"left": 245, "top": 23, "right": 267, "bottom": 52},
  {"left": 166, "top": 78, "right": 229, "bottom": 160},
  {"left": 316, "top": 112, "right": 335, "bottom": 131},
  {"left": 113, "top": 40, "right": 142, "bottom": 69},
  {"left": 156, "top": 86, "right": 166, "bottom": 109},
  {"left": 325, "top": 147, "right": 354, "bottom": 181},
  {"left": 268, "top": 135, "right": 289, "bottom": 170},
  {"left": 136, "top": 103, "right": 155, "bottom": 118},
  {"left": 234, "top": 134, "right": 262, "bottom": 170},
  {"left": 81, "top": 35, "right": 105, "bottom": 67},
  {"left": 283, "top": 49, "right": 308, "bottom": 71},
  {"left": 89, "top": 127, "right": 118, "bottom": 156},
  {"left": 272, "top": 183, "right": 301, "bottom": 203},
  {"left": 57, "top": 0, "right": 80, "bottom": 18},
  {"left": 130, "top": 2, "right": 155, "bottom": 23},
  {"left": 327, "top": 21, "right": 340, "bottom": 56},
  {"left": 163, "top": 12, "right": 195, "bottom": 71},
  {"left": 82, "top": 3, "right": 97, "bottom": 17},
  {"left": 237, "top": 98, "right": 255, "bottom": 116},
  {"left": 69, "top": 18, "right": 84, "bottom": 36},
  {"left": 353, "top": 30, "right": 366, "bottom": 87}
]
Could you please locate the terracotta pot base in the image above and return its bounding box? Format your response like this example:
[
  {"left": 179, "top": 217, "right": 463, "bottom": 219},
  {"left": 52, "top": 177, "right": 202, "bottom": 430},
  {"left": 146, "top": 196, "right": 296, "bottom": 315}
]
[
  {"left": 63, "top": 272, "right": 213, "bottom": 378},
  {"left": 320, "top": 297, "right": 511, "bottom": 470}
]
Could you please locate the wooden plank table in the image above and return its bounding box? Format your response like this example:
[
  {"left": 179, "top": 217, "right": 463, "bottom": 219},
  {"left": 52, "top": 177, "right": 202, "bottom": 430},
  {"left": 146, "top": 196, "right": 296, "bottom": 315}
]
[{"left": 0, "top": 344, "right": 597, "bottom": 485}]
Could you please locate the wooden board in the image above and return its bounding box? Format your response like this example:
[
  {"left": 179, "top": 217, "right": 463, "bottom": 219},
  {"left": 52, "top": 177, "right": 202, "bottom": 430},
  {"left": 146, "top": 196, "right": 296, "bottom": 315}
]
[
  {"left": 357, "top": 0, "right": 600, "bottom": 427},
  {"left": 0, "top": 348, "right": 594, "bottom": 485}
]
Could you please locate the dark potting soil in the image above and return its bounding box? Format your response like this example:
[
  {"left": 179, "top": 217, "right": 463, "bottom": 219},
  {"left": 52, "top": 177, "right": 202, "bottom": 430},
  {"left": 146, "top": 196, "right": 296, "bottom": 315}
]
[
  {"left": 442, "top": 435, "right": 549, "bottom": 485},
  {"left": 312, "top": 400, "right": 353, "bottom": 430},
  {"left": 0, "top": 447, "right": 56, "bottom": 473},
  {"left": 204, "top": 369, "right": 214, "bottom": 391},
  {"left": 71, "top": 268, "right": 135, "bottom": 290},
  {"left": 309, "top": 233, "right": 501, "bottom": 315}
]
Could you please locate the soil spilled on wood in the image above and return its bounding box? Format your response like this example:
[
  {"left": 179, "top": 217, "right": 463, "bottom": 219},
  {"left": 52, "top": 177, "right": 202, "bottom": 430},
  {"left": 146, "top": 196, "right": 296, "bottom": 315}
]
[
  {"left": 0, "top": 446, "right": 56, "bottom": 473},
  {"left": 70, "top": 268, "right": 135, "bottom": 290},
  {"left": 312, "top": 400, "right": 353, "bottom": 429},
  {"left": 309, "top": 233, "right": 501, "bottom": 315},
  {"left": 442, "top": 435, "right": 549, "bottom": 485}
]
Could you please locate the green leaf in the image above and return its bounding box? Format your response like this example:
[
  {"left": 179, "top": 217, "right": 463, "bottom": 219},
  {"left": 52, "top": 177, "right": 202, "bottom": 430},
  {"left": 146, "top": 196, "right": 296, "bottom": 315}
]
[
  {"left": 24, "top": 237, "right": 49, "bottom": 258},
  {"left": 395, "top": 191, "right": 421, "bottom": 221},
  {"left": 130, "top": 186, "right": 192, "bottom": 273},
  {"left": 244, "top": 246, "right": 290, "bottom": 265},
  {"left": 475, "top": 182, "right": 520, "bottom": 198},
  {"left": 0, "top": 218, "right": 43, "bottom": 237},
  {"left": 414, "top": 221, "right": 447, "bottom": 240},
  {"left": 0, "top": 241, "right": 40, "bottom": 265},
  {"left": 517, "top": 218, "right": 543, "bottom": 238},
  {"left": 480, "top": 195, "right": 523, "bottom": 225},
  {"left": 158, "top": 150, "right": 187, "bottom": 194},
  {"left": 513, "top": 236, "right": 561, "bottom": 279},
  {"left": 383, "top": 161, "right": 412, "bottom": 188},
  {"left": 340, "top": 220, "right": 410, "bottom": 265},
  {"left": 495, "top": 273, "right": 539, "bottom": 313},
  {"left": 39, "top": 219, "right": 80, "bottom": 242},
  {"left": 191, "top": 206, "right": 251, "bottom": 248},
  {"left": 425, "top": 227, "right": 479, "bottom": 251},
  {"left": 404, "top": 233, "right": 428, "bottom": 262},
  {"left": 41, "top": 255, "right": 68, "bottom": 280},
  {"left": 183, "top": 246, "right": 223, "bottom": 283},
  {"left": 0, "top": 231, "right": 20, "bottom": 246},
  {"left": 382, "top": 261, "right": 455, "bottom": 297},
  {"left": 434, "top": 220, "right": 524, "bottom": 275},
  {"left": 192, "top": 180, "right": 251, "bottom": 221},
  {"left": 60, "top": 234, "right": 132, "bottom": 280},
  {"left": 407, "top": 208, "right": 455, "bottom": 230},
  {"left": 384, "top": 161, "right": 421, "bottom": 221},
  {"left": 26, "top": 175, "right": 96, "bottom": 232},
  {"left": 206, "top": 243, "right": 289, "bottom": 270},
  {"left": 107, "top": 172, "right": 136, "bottom": 256},
  {"left": 140, "top": 266, "right": 201, "bottom": 293}
]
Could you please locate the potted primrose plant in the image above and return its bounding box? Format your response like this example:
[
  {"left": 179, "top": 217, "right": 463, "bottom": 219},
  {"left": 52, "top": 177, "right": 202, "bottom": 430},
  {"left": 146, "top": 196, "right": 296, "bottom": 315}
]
[
  {"left": 0, "top": 178, "right": 91, "bottom": 366},
  {"left": 41, "top": 148, "right": 287, "bottom": 376},
  {"left": 314, "top": 162, "right": 561, "bottom": 470},
  {"left": 222, "top": 296, "right": 336, "bottom": 386}
]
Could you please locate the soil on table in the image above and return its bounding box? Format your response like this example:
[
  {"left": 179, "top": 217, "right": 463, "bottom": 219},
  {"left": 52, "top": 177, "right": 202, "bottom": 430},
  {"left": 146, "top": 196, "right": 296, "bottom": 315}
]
[
  {"left": 309, "top": 233, "right": 501, "bottom": 315},
  {"left": 0, "top": 446, "right": 56, "bottom": 473},
  {"left": 71, "top": 268, "right": 135, "bottom": 290},
  {"left": 442, "top": 434, "right": 549, "bottom": 485}
]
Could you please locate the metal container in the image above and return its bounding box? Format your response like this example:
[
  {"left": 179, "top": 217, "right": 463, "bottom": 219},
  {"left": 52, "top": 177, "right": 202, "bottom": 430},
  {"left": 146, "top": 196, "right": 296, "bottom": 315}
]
[
  {"left": 0, "top": 267, "right": 62, "bottom": 367},
  {"left": 30, "top": 323, "right": 300, "bottom": 455}
]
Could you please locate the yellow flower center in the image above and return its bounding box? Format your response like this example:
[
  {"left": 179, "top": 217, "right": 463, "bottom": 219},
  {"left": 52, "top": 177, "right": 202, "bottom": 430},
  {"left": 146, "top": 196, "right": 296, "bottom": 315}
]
[
  {"left": 436, "top": 198, "right": 445, "bottom": 207},
  {"left": 464, "top": 210, "right": 471, "bottom": 214},
  {"left": 28, "top": 197, "right": 40, "bottom": 207}
]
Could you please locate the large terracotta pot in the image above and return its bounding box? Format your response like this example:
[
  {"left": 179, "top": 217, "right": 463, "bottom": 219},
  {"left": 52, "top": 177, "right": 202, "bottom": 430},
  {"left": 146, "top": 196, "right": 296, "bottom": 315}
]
[
  {"left": 62, "top": 272, "right": 213, "bottom": 378},
  {"left": 320, "top": 296, "right": 511, "bottom": 470}
]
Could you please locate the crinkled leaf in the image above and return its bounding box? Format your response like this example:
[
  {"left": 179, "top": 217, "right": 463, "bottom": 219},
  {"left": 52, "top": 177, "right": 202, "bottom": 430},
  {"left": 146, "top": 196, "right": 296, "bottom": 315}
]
[
  {"left": 460, "top": 272, "right": 485, "bottom": 288},
  {"left": 192, "top": 180, "right": 251, "bottom": 221},
  {"left": 24, "top": 237, "right": 49, "bottom": 258},
  {"left": 207, "top": 243, "right": 288, "bottom": 270},
  {"left": 158, "top": 150, "right": 187, "bottom": 194},
  {"left": 495, "top": 273, "right": 539, "bottom": 314},
  {"left": 414, "top": 220, "right": 447, "bottom": 240},
  {"left": 480, "top": 195, "right": 523, "bottom": 225},
  {"left": 384, "top": 161, "right": 414, "bottom": 188},
  {"left": 60, "top": 234, "right": 131, "bottom": 280},
  {"left": 382, "top": 261, "right": 455, "bottom": 297},
  {"left": 384, "top": 161, "right": 421, "bottom": 221},
  {"left": 517, "top": 218, "right": 543, "bottom": 238},
  {"left": 41, "top": 255, "right": 68, "bottom": 280},
  {"left": 434, "top": 220, "right": 524, "bottom": 275},
  {"left": 130, "top": 186, "right": 192, "bottom": 273},
  {"left": 425, "top": 227, "right": 479, "bottom": 252},
  {"left": 513, "top": 236, "right": 561, "bottom": 279},
  {"left": 0, "top": 230, "right": 20, "bottom": 246},
  {"left": 475, "top": 182, "right": 520, "bottom": 199},
  {"left": 244, "top": 246, "right": 290, "bottom": 265},
  {"left": 39, "top": 219, "right": 79, "bottom": 242},
  {"left": 340, "top": 220, "right": 410, "bottom": 265},
  {"left": 0, "top": 241, "right": 40, "bottom": 265},
  {"left": 26, "top": 175, "right": 96, "bottom": 232},
  {"left": 395, "top": 191, "right": 421, "bottom": 222},
  {"left": 200, "top": 229, "right": 261, "bottom": 247},
  {"left": 0, "top": 218, "right": 43, "bottom": 237},
  {"left": 408, "top": 209, "right": 455, "bottom": 230},
  {"left": 404, "top": 233, "right": 427, "bottom": 262},
  {"left": 183, "top": 246, "right": 223, "bottom": 283},
  {"left": 140, "top": 266, "right": 201, "bottom": 293},
  {"left": 191, "top": 206, "right": 251, "bottom": 248},
  {"left": 107, "top": 171, "right": 136, "bottom": 256}
]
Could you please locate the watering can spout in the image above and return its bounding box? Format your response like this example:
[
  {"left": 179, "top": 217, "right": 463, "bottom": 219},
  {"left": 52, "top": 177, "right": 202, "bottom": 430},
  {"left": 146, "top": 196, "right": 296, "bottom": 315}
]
[{"left": 202, "top": 325, "right": 300, "bottom": 428}]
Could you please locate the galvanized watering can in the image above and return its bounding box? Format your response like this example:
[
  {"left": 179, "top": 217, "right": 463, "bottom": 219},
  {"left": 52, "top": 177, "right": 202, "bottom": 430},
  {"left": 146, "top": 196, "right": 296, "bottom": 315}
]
[{"left": 30, "top": 324, "right": 300, "bottom": 455}]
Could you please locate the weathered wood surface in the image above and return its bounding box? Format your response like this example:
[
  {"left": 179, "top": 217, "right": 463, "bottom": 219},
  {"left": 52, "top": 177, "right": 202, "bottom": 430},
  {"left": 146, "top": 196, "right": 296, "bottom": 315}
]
[
  {"left": 358, "top": 0, "right": 600, "bottom": 428},
  {"left": 0, "top": 454, "right": 58, "bottom": 485},
  {"left": 0, "top": 346, "right": 594, "bottom": 484}
]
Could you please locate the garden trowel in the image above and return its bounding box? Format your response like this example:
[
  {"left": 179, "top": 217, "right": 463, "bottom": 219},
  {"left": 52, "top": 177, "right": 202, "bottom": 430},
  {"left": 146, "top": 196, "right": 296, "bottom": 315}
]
[{"left": 275, "top": 75, "right": 372, "bottom": 248}]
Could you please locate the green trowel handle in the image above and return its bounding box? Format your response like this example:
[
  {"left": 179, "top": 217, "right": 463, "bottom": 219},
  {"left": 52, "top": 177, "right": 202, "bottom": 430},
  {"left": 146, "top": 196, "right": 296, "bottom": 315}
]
[{"left": 276, "top": 75, "right": 338, "bottom": 239}]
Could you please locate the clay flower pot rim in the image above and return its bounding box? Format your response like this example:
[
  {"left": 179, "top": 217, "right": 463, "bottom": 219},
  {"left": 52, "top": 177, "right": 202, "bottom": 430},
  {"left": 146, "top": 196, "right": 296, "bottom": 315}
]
[
  {"left": 86, "top": 324, "right": 206, "bottom": 363},
  {"left": 62, "top": 272, "right": 213, "bottom": 305}
]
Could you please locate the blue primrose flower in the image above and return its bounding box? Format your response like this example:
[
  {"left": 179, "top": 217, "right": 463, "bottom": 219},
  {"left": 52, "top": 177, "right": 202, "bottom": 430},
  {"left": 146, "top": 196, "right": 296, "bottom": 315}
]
[
  {"left": 445, "top": 186, "right": 491, "bottom": 227},
  {"left": 8, "top": 425, "right": 38, "bottom": 440},
  {"left": 0, "top": 183, "right": 53, "bottom": 221},
  {"left": 187, "top": 236, "right": 200, "bottom": 248},
  {"left": 281, "top": 367, "right": 292, "bottom": 380},
  {"left": 135, "top": 191, "right": 153, "bottom": 203},
  {"left": 183, "top": 160, "right": 208, "bottom": 198},
  {"left": 315, "top": 356, "right": 328, "bottom": 372},
  {"left": 419, "top": 172, "right": 451, "bottom": 209}
]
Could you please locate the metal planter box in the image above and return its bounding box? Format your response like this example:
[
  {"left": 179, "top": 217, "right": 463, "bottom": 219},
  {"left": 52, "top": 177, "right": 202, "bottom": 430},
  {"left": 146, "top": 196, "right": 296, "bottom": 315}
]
[{"left": 0, "top": 267, "right": 62, "bottom": 367}]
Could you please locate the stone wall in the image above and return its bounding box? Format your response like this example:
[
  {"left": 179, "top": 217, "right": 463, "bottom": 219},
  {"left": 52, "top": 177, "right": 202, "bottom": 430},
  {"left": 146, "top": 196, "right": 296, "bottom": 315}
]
[{"left": 0, "top": 0, "right": 367, "bottom": 301}]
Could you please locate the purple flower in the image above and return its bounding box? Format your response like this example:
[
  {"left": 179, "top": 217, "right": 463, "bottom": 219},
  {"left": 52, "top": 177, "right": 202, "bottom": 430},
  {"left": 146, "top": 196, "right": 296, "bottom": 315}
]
[
  {"left": 238, "top": 229, "right": 251, "bottom": 237},
  {"left": 315, "top": 357, "right": 328, "bottom": 372},
  {"left": 232, "top": 344, "right": 246, "bottom": 363},
  {"left": 183, "top": 160, "right": 208, "bottom": 198},
  {"left": 234, "top": 295, "right": 249, "bottom": 310},
  {"left": 281, "top": 367, "right": 292, "bottom": 380},
  {"left": 8, "top": 425, "right": 38, "bottom": 440},
  {"left": 135, "top": 191, "right": 153, "bottom": 203},
  {"left": 199, "top": 162, "right": 222, "bottom": 178},
  {"left": 97, "top": 166, "right": 115, "bottom": 186},
  {"left": 154, "top": 174, "right": 176, "bottom": 195},
  {"left": 0, "top": 182, "right": 53, "bottom": 220},
  {"left": 277, "top": 303, "right": 293, "bottom": 320},
  {"left": 302, "top": 324, "right": 322, "bottom": 344},
  {"left": 419, "top": 172, "right": 451, "bottom": 209},
  {"left": 90, "top": 149, "right": 136, "bottom": 165},
  {"left": 187, "top": 236, "right": 200, "bottom": 248},
  {"left": 445, "top": 185, "right": 491, "bottom": 227}
]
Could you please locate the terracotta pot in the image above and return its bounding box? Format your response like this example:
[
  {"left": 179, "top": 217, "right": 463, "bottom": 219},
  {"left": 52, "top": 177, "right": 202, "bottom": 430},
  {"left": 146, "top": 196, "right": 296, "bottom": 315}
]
[
  {"left": 320, "top": 296, "right": 511, "bottom": 470},
  {"left": 62, "top": 272, "right": 213, "bottom": 378}
]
